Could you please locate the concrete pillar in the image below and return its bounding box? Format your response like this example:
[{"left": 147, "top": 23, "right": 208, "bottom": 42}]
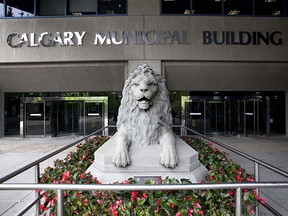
[
  {"left": 0, "top": 91, "right": 4, "bottom": 137},
  {"left": 128, "top": 0, "right": 160, "bottom": 16},
  {"left": 286, "top": 91, "right": 288, "bottom": 136}
]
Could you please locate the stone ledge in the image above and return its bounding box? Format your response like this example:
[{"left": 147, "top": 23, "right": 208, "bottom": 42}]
[{"left": 86, "top": 135, "right": 208, "bottom": 183}]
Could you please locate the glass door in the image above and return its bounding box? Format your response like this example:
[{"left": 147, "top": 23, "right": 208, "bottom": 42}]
[
  {"left": 25, "top": 102, "right": 45, "bottom": 136},
  {"left": 184, "top": 99, "right": 205, "bottom": 135},
  {"left": 57, "top": 101, "right": 81, "bottom": 136},
  {"left": 244, "top": 98, "right": 264, "bottom": 137},
  {"left": 206, "top": 100, "right": 225, "bottom": 135},
  {"left": 85, "top": 101, "right": 104, "bottom": 135}
]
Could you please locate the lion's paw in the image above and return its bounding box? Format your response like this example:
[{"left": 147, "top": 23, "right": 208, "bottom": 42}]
[
  {"left": 112, "top": 147, "right": 131, "bottom": 167},
  {"left": 160, "top": 147, "right": 178, "bottom": 168}
]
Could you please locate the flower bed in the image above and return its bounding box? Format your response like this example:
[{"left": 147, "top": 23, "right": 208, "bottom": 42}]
[{"left": 40, "top": 136, "right": 262, "bottom": 215}]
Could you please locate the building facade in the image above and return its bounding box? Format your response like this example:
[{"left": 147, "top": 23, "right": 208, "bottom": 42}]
[{"left": 0, "top": 0, "right": 288, "bottom": 138}]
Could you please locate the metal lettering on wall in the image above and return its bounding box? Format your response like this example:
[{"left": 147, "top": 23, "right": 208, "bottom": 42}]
[
  {"left": 6, "top": 30, "right": 189, "bottom": 48},
  {"left": 6, "top": 30, "right": 283, "bottom": 48},
  {"left": 203, "top": 31, "right": 282, "bottom": 45}
]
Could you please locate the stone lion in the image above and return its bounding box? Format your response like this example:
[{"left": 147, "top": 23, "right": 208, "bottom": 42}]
[{"left": 112, "top": 64, "right": 178, "bottom": 168}]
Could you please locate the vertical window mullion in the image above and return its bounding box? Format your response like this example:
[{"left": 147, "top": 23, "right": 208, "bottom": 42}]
[
  {"left": 190, "top": 0, "right": 193, "bottom": 15},
  {"left": 252, "top": 0, "right": 255, "bottom": 16},
  {"left": 221, "top": 0, "right": 224, "bottom": 15},
  {"left": 64, "top": 0, "right": 68, "bottom": 16},
  {"left": 34, "top": 0, "right": 36, "bottom": 16},
  {"left": 4, "top": 0, "right": 6, "bottom": 17},
  {"left": 96, "top": 0, "right": 98, "bottom": 15}
]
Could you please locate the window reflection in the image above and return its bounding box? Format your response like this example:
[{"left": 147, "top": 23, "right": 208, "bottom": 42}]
[
  {"left": 68, "top": 0, "right": 97, "bottom": 15},
  {"left": 224, "top": 0, "right": 253, "bottom": 15},
  {"left": 5, "top": 0, "right": 34, "bottom": 17},
  {"left": 98, "top": 0, "right": 126, "bottom": 14},
  {"left": 255, "top": 0, "right": 283, "bottom": 16},
  {"left": 0, "top": 1, "right": 4, "bottom": 18},
  {"left": 193, "top": 0, "right": 222, "bottom": 15},
  {"left": 162, "top": 0, "right": 190, "bottom": 14},
  {"left": 37, "top": 0, "right": 65, "bottom": 16},
  {"left": 161, "top": 0, "right": 287, "bottom": 16}
]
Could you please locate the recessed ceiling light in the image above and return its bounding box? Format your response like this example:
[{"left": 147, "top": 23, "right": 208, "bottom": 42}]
[
  {"left": 265, "top": 0, "right": 276, "bottom": 2},
  {"left": 228, "top": 10, "right": 240, "bottom": 15},
  {"left": 272, "top": 11, "right": 281, "bottom": 16}
]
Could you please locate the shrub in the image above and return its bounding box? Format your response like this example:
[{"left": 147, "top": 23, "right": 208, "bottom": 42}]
[{"left": 39, "top": 136, "right": 260, "bottom": 215}]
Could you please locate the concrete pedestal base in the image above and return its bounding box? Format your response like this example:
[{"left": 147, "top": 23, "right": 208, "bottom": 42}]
[{"left": 86, "top": 136, "right": 208, "bottom": 183}]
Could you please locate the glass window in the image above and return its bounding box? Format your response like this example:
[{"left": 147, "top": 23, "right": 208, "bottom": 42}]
[
  {"left": 68, "top": 0, "right": 97, "bottom": 15},
  {"left": 37, "top": 0, "right": 65, "bottom": 16},
  {"left": 98, "top": 0, "right": 127, "bottom": 15},
  {"left": 255, "top": 0, "right": 284, "bottom": 16},
  {"left": 192, "top": 0, "right": 222, "bottom": 15},
  {"left": 0, "top": 0, "right": 4, "bottom": 18},
  {"left": 224, "top": 0, "right": 253, "bottom": 15},
  {"left": 5, "top": 0, "right": 34, "bottom": 17},
  {"left": 162, "top": 0, "right": 191, "bottom": 15},
  {"left": 284, "top": 1, "right": 288, "bottom": 16}
]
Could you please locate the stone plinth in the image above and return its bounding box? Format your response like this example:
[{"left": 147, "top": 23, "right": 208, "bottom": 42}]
[{"left": 86, "top": 136, "right": 208, "bottom": 183}]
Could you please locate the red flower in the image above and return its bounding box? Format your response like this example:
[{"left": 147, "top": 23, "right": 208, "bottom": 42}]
[
  {"left": 156, "top": 199, "right": 161, "bottom": 205},
  {"left": 188, "top": 208, "right": 193, "bottom": 213},
  {"left": 40, "top": 204, "right": 48, "bottom": 211},
  {"left": 80, "top": 172, "right": 85, "bottom": 179},
  {"left": 246, "top": 176, "right": 254, "bottom": 182},
  {"left": 198, "top": 210, "right": 204, "bottom": 215},
  {"left": 131, "top": 191, "right": 138, "bottom": 202},
  {"left": 194, "top": 202, "right": 200, "bottom": 208},
  {"left": 229, "top": 189, "right": 234, "bottom": 196},
  {"left": 62, "top": 171, "right": 70, "bottom": 181},
  {"left": 83, "top": 199, "right": 88, "bottom": 206},
  {"left": 170, "top": 203, "right": 175, "bottom": 208},
  {"left": 76, "top": 192, "right": 82, "bottom": 198},
  {"left": 142, "top": 192, "right": 148, "bottom": 199}
]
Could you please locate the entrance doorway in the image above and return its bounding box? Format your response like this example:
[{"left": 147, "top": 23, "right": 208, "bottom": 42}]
[
  {"left": 181, "top": 96, "right": 266, "bottom": 137},
  {"left": 25, "top": 102, "right": 45, "bottom": 136},
  {"left": 22, "top": 97, "right": 108, "bottom": 137},
  {"left": 57, "top": 101, "right": 81, "bottom": 136}
]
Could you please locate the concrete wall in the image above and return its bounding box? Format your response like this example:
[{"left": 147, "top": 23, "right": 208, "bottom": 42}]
[
  {"left": 164, "top": 62, "right": 288, "bottom": 91},
  {"left": 286, "top": 91, "right": 288, "bottom": 137},
  {"left": 0, "top": 15, "right": 287, "bottom": 92},
  {"left": 0, "top": 62, "right": 125, "bottom": 92},
  {"left": 0, "top": 17, "right": 287, "bottom": 63},
  {"left": 0, "top": 91, "right": 4, "bottom": 137},
  {"left": 129, "top": 0, "right": 160, "bottom": 16}
]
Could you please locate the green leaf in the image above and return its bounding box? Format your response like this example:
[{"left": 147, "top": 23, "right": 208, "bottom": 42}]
[
  {"left": 148, "top": 193, "right": 154, "bottom": 206},
  {"left": 168, "top": 198, "right": 179, "bottom": 206},
  {"left": 137, "top": 198, "right": 146, "bottom": 206}
]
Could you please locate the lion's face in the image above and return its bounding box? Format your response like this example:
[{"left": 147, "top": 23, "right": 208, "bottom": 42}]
[{"left": 130, "top": 73, "right": 158, "bottom": 110}]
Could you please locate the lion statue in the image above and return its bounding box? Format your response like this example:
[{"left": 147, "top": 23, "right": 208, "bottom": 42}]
[{"left": 112, "top": 64, "right": 178, "bottom": 168}]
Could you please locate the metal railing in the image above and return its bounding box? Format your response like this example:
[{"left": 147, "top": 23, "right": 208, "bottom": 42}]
[
  {"left": 180, "top": 125, "right": 288, "bottom": 216},
  {"left": 0, "top": 126, "right": 109, "bottom": 215},
  {"left": 0, "top": 125, "right": 287, "bottom": 216},
  {"left": 0, "top": 182, "right": 288, "bottom": 216}
]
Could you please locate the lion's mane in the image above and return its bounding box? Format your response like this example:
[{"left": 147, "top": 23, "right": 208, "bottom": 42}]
[{"left": 117, "top": 64, "right": 173, "bottom": 146}]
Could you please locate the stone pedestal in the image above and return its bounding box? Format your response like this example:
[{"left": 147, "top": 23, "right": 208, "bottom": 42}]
[{"left": 86, "top": 136, "right": 208, "bottom": 183}]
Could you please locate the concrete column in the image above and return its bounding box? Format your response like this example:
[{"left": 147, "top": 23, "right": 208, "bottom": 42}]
[
  {"left": 0, "top": 91, "right": 4, "bottom": 137},
  {"left": 128, "top": 0, "right": 160, "bottom": 16},
  {"left": 286, "top": 91, "right": 288, "bottom": 136}
]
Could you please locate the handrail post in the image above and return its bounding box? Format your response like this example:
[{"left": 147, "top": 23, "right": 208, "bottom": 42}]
[
  {"left": 35, "top": 164, "right": 41, "bottom": 215},
  {"left": 254, "top": 162, "right": 260, "bottom": 216},
  {"left": 57, "top": 189, "right": 64, "bottom": 216},
  {"left": 235, "top": 187, "right": 242, "bottom": 216}
]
